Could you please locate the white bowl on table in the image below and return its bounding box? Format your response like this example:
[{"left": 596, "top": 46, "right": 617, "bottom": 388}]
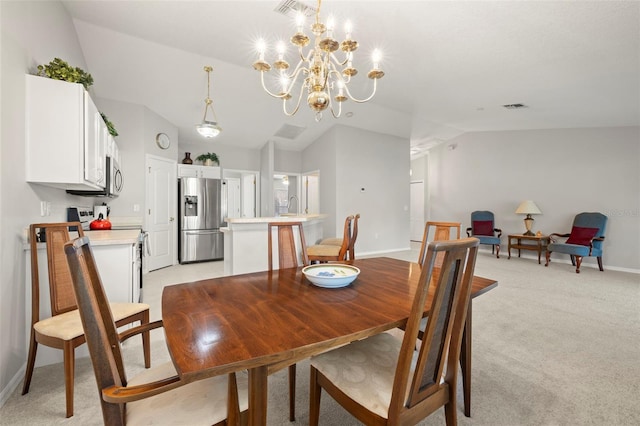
[{"left": 302, "top": 264, "right": 360, "bottom": 288}]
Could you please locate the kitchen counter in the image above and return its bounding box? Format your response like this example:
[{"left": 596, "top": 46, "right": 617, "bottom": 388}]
[
  {"left": 84, "top": 229, "right": 141, "bottom": 245},
  {"left": 224, "top": 214, "right": 327, "bottom": 224}
]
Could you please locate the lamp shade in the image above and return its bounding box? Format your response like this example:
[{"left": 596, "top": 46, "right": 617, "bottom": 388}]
[
  {"left": 196, "top": 121, "right": 221, "bottom": 138},
  {"left": 515, "top": 200, "right": 542, "bottom": 215}
]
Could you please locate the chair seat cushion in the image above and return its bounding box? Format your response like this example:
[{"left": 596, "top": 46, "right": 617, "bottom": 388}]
[
  {"left": 472, "top": 220, "right": 494, "bottom": 236},
  {"left": 476, "top": 235, "right": 500, "bottom": 246},
  {"left": 34, "top": 303, "right": 149, "bottom": 341},
  {"left": 311, "top": 332, "right": 408, "bottom": 419},
  {"left": 307, "top": 245, "right": 341, "bottom": 257},
  {"left": 565, "top": 226, "right": 599, "bottom": 246},
  {"left": 548, "top": 243, "right": 597, "bottom": 257},
  {"left": 127, "top": 362, "right": 249, "bottom": 426},
  {"left": 319, "top": 238, "right": 343, "bottom": 246}
]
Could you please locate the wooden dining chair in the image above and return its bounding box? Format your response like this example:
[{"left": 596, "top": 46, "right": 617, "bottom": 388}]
[
  {"left": 22, "top": 222, "right": 151, "bottom": 418},
  {"left": 309, "top": 237, "right": 480, "bottom": 426},
  {"left": 319, "top": 213, "right": 361, "bottom": 261},
  {"left": 64, "top": 236, "right": 248, "bottom": 426},
  {"left": 418, "top": 221, "right": 461, "bottom": 266},
  {"left": 267, "top": 221, "right": 309, "bottom": 421},
  {"left": 307, "top": 215, "right": 353, "bottom": 263}
]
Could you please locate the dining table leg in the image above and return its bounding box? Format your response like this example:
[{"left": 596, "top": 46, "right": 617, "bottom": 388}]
[
  {"left": 460, "top": 300, "right": 472, "bottom": 417},
  {"left": 248, "top": 365, "right": 268, "bottom": 426}
]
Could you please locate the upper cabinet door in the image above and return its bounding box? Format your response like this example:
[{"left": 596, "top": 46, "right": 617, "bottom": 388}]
[{"left": 25, "top": 75, "right": 106, "bottom": 191}]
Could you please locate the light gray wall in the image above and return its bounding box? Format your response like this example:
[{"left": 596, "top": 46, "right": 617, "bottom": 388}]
[
  {"left": 427, "top": 126, "right": 640, "bottom": 271},
  {"left": 178, "top": 141, "right": 261, "bottom": 171},
  {"left": 0, "top": 0, "right": 96, "bottom": 402},
  {"left": 302, "top": 125, "right": 411, "bottom": 253}
]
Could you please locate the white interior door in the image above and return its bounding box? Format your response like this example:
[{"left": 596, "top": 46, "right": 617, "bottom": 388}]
[
  {"left": 145, "top": 155, "right": 176, "bottom": 271},
  {"left": 410, "top": 180, "right": 425, "bottom": 242},
  {"left": 241, "top": 173, "right": 256, "bottom": 217},
  {"left": 226, "top": 177, "right": 241, "bottom": 219}
]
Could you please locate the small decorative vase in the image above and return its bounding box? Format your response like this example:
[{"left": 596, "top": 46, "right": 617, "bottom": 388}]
[
  {"left": 182, "top": 152, "right": 193, "bottom": 164},
  {"left": 204, "top": 159, "right": 213, "bottom": 166}
]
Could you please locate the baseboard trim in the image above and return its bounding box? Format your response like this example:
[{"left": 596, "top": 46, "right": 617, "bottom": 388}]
[{"left": 0, "top": 363, "right": 25, "bottom": 409}]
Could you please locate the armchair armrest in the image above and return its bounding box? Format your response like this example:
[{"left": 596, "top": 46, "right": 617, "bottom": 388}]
[
  {"left": 494, "top": 228, "right": 502, "bottom": 237},
  {"left": 119, "top": 319, "right": 164, "bottom": 343},
  {"left": 466, "top": 227, "right": 472, "bottom": 237},
  {"left": 548, "top": 232, "right": 570, "bottom": 243}
]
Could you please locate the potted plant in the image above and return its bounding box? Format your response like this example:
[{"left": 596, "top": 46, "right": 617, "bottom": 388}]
[
  {"left": 36, "top": 57, "right": 94, "bottom": 90},
  {"left": 196, "top": 152, "right": 219, "bottom": 166},
  {"left": 100, "top": 112, "right": 118, "bottom": 137}
]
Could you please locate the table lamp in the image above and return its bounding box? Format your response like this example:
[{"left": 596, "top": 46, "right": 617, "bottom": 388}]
[{"left": 515, "top": 200, "right": 542, "bottom": 236}]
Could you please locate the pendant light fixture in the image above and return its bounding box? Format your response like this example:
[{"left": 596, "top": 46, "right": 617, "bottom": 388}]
[{"left": 196, "top": 65, "right": 222, "bottom": 138}]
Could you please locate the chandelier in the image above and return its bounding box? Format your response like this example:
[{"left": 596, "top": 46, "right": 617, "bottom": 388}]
[
  {"left": 196, "top": 65, "right": 222, "bottom": 138},
  {"left": 252, "top": 0, "right": 384, "bottom": 121}
]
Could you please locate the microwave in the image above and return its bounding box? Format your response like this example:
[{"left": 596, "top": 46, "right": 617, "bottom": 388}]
[{"left": 67, "top": 156, "right": 123, "bottom": 198}]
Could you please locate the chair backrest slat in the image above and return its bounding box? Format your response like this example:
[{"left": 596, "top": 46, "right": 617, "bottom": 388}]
[
  {"left": 268, "top": 222, "right": 309, "bottom": 270},
  {"left": 64, "top": 236, "right": 127, "bottom": 425},
  {"left": 29, "top": 222, "right": 84, "bottom": 318},
  {"left": 348, "top": 214, "right": 360, "bottom": 261}
]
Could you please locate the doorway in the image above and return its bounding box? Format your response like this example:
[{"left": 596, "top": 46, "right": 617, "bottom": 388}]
[
  {"left": 145, "top": 155, "right": 177, "bottom": 271},
  {"left": 302, "top": 171, "right": 320, "bottom": 214},
  {"left": 410, "top": 180, "right": 425, "bottom": 242},
  {"left": 274, "top": 173, "right": 301, "bottom": 215},
  {"left": 223, "top": 169, "right": 259, "bottom": 218}
]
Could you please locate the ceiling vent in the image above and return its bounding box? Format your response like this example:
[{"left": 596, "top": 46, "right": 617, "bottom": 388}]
[
  {"left": 275, "top": 0, "right": 317, "bottom": 18},
  {"left": 502, "top": 103, "right": 527, "bottom": 109},
  {"left": 274, "top": 123, "right": 306, "bottom": 140}
]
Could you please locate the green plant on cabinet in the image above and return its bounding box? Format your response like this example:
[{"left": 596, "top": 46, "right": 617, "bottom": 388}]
[{"left": 196, "top": 152, "right": 219, "bottom": 166}]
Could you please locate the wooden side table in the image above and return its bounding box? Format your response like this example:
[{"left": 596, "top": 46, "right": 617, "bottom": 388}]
[{"left": 507, "top": 234, "right": 550, "bottom": 264}]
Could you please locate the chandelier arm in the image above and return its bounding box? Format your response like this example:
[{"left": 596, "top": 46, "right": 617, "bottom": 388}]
[
  {"left": 329, "top": 99, "right": 342, "bottom": 118},
  {"left": 342, "top": 77, "right": 378, "bottom": 103},
  {"left": 329, "top": 52, "right": 350, "bottom": 67},
  {"left": 260, "top": 71, "right": 294, "bottom": 99},
  {"left": 283, "top": 62, "right": 308, "bottom": 90},
  {"left": 282, "top": 81, "right": 306, "bottom": 116}
]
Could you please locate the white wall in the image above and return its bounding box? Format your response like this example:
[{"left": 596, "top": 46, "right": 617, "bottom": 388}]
[
  {"left": 303, "top": 125, "right": 411, "bottom": 253},
  {"left": 178, "top": 140, "right": 261, "bottom": 171},
  {"left": 427, "top": 127, "right": 640, "bottom": 270},
  {"left": 0, "top": 0, "right": 95, "bottom": 403}
]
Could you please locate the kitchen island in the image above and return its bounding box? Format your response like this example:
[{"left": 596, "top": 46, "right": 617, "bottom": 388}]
[{"left": 222, "top": 214, "right": 326, "bottom": 275}]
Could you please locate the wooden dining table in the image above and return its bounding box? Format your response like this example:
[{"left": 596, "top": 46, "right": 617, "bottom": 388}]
[{"left": 162, "top": 257, "right": 497, "bottom": 425}]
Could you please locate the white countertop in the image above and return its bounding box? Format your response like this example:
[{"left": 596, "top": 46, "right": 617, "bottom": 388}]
[
  {"left": 225, "top": 214, "right": 326, "bottom": 224},
  {"left": 84, "top": 229, "right": 141, "bottom": 245}
]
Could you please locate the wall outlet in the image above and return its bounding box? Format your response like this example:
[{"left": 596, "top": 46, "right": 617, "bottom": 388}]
[{"left": 133, "top": 204, "right": 140, "bottom": 212}]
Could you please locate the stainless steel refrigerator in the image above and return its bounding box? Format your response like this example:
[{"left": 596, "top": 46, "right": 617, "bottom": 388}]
[{"left": 179, "top": 177, "right": 226, "bottom": 263}]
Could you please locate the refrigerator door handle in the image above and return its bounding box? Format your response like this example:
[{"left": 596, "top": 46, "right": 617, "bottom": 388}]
[{"left": 183, "top": 229, "right": 221, "bottom": 235}]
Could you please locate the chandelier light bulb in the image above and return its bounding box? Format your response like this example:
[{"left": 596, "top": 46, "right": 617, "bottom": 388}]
[
  {"left": 296, "top": 13, "right": 305, "bottom": 32},
  {"left": 372, "top": 49, "right": 382, "bottom": 68},
  {"left": 344, "top": 20, "right": 353, "bottom": 39}
]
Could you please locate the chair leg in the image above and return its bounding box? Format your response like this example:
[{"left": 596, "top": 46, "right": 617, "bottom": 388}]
[
  {"left": 444, "top": 383, "right": 458, "bottom": 426},
  {"left": 597, "top": 256, "right": 604, "bottom": 271},
  {"left": 575, "top": 256, "right": 582, "bottom": 273},
  {"left": 63, "top": 341, "right": 75, "bottom": 418},
  {"left": 21, "top": 331, "right": 38, "bottom": 395},
  {"left": 570, "top": 255, "right": 576, "bottom": 266},
  {"left": 288, "top": 364, "right": 296, "bottom": 421},
  {"left": 545, "top": 250, "right": 551, "bottom": 267},
  {"left": 142, "top": 310, "right": 151, "bottom": 368},
  {"left": 309, "top": 367, "right": 321, "bottom": 426},
  {"left": 495, "top": 244, "right": 500, "bottom": 259}
]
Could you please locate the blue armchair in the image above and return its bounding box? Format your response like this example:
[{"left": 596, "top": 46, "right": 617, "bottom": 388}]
[
  {"left": 545, "top": 212, "right": 607, "bottom": 273},
  {"left": 466, "top": 211, "right": 502, "bottom": 258}
]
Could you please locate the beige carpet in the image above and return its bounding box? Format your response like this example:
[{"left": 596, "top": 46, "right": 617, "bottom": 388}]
[{"left": 2, "top": 247, "right": 639, "bottom": 425}]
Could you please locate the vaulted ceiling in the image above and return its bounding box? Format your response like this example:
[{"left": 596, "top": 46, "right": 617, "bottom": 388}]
[{"left": 62, "top": 0, "right": 640, "bottom": 154}]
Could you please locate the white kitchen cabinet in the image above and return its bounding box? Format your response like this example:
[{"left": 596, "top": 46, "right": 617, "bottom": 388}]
[
  {"left": 25, "top": 74, "right": 106, "bottom": 190},
  {"left": 178, "top": 164, "right": 221, "bottom": 179}
]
